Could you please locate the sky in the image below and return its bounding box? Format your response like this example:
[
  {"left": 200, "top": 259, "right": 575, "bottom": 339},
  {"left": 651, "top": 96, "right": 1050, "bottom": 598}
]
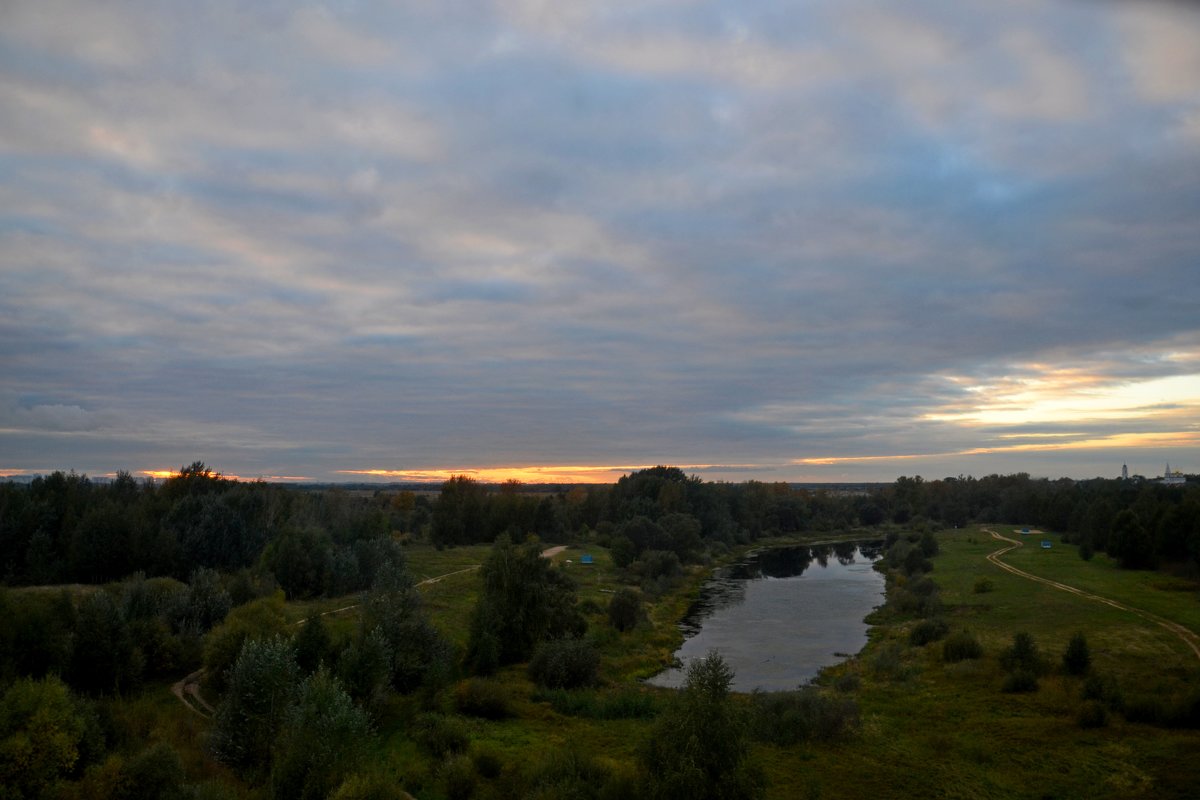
[{"left": 1, "top": 0, "right": 1199, "bottom": 485}]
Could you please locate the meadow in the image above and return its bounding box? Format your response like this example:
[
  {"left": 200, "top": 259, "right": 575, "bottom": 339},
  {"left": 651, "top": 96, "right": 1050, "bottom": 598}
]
[{"left": 41, "top": 524, "right": 1200, "bottom": 799}]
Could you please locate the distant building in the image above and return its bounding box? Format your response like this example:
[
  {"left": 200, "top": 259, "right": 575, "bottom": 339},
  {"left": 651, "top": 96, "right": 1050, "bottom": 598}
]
[
  {"left": 1122, "top": 463, "right": 1128, "bottom": 480},
  {"left": 1162, "top": 463, "right": 1186, "bottom": 486}
]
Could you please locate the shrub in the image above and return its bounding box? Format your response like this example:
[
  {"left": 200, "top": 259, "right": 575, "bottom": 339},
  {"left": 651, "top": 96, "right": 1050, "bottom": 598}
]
[
  {"left": 1062, "top": 632, "right": 1091, "bottom": 676},
  {"left": 532, "top": 688, "right": 658, "bottom": 720},
  {"left": 454, "top": 679, "right": 511, "bottom": 720},
  {"left": 441, "top": 755, "right": 476, "bottom": 800},
  {"left": 909, "top": 619, "right": 949, "bottom": 647},
  {"left": 1082, "top": 672, "right": 1123, "bottom": 711},
  {"left": 972, "top": 577, "right": 994, "bottom": 594},
  {"left": 528, "top": 637, "right": 599, "bottom": 689},
  {"left": 942, "top": 630, "right": 983, "bottom": 663},
  {"left": 870, "top": 643, "right": 906, "bottom": 680},
  {"left": 1077, "top": 700, "right": 1109, "bottom": 729},
  {"left": 749, "top": 688, "right": 860, "bottom": 745},
  {"left": 1001, "top": 670, "right": 1039, "bottom": 693},
  {"left": 607, "top": 589, "right": 642, "bottom": 632},
  {"left": 472, "top": 749, "right": 503, "bottom": 780},
  {"left": 1000, "top": 632, "right": 1044, "bottom": 675},
  {"left": 412, "top": 714, "right": 470, "bottom": 760},
  {"left": 834, "top": 672, "right": 860, "bottom": 693}
]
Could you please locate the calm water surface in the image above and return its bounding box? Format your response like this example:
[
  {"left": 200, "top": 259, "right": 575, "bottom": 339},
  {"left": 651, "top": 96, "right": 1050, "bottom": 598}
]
[{"left": 647, "top": 541, "right": 885, "bottom": 692}]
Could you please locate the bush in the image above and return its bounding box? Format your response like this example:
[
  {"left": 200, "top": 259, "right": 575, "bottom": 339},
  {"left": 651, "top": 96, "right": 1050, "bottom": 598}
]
[
  {"left": 1077, "top": 700, "right": 1109, "bottom": 729},
  {"left": 1062, "top": 632, "right": 1091, "bottom": 676},
  {"left": 454, "top": 679, "right": 511, "bottom": 720},
  {"left": 607, "top": 589, "right": 642, "bottom": 632},
  {"left": 528, "top": 637, "right": 599, "bottom": 689},
  {"left": 942, "top": 630, "right": 983, "bottom": 663},
  {"left": 472, "top": 749, "right": 503, "bottom": 780},
  {"left": 412, "top": 714, "right": 470, "bottom": 760},
  {"left": 532, "top": 687, "right": 659, "bottom": 719},
  {"left": 441, "top": 755, "right": 476, "bottom": 800},
  {"left": 749, "top": 688, "right": 860, "bottom": 745},
  {"left": 1082, "top": 672, "right": 1123, "bottom": 711},
  {"left": 870, "top": 644, "right": 906, "bottom": 680},
  {"left": 1000, "top": 632, "right": 1044, "bottom": 675},
  {"left": 833, "top": 672, "right": 860, "bottom": 693},
  {"left": 1001, "top": 670, "right": 1039, "bottom": 693},
  {"left": 908, "top": 619, "right": 949, "bottom": 647},
  {"left": 972, "top": 577, "right": 994, "bottom": 594}
]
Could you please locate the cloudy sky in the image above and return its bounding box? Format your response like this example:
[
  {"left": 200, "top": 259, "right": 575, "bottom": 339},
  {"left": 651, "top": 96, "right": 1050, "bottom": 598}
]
[{"left": 2, "top": 0, "right": 1199, "bottom": 484}]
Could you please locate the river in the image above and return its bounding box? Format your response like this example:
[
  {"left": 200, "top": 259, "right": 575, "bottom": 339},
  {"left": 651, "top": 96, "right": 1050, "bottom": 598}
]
[{"left": 647, "top": 541, "right": 885, "bottom": 692}]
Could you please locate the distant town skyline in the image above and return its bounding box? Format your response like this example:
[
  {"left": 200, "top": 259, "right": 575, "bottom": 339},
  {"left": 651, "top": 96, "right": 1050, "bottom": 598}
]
[{"left": 2, "top": 1, "right": 1199, "bottom": 484}]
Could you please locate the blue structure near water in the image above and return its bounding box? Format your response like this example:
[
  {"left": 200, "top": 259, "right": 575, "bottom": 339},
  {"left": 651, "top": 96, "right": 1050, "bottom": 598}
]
[{"left": 580, "top": 553, "right": 594, "bottom": 565}]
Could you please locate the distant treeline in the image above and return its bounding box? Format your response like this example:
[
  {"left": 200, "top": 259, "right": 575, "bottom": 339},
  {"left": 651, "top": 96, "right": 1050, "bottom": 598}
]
[{"left": 2, "top": 465, "right": 1198, "bottom": 595}]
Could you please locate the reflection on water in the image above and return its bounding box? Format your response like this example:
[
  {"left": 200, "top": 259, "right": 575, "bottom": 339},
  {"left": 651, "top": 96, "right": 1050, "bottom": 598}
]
[{"left": 648, "top": 541, "right": 885, "bottom": 692}]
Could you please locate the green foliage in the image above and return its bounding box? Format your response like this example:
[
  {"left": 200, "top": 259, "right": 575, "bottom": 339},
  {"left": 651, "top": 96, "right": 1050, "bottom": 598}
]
[
  {"left": 1000, "top": 631, "right": 1044, "bottom": 675},
  {"left": 748, "top": 687, "right": 860, "bottom": 745},
  {"left": 115, "top": 742, "right": 190, "bottom": 800},
  {"left": 525, "top": 747, "right": 624, "bottom": 800},
  {"left": 1062, "top": 631, "right": 1091, "bottom": 676},
  {"left": 210, "top": 635, "right": 301, "bottom": 771},
  {"left": 1001, "top": 670, "right": 1039, "bottom": 693},
  {"left": 294, "top": 613, "right": 332, "bottom": 675},
  {"left": 411, "top": 714, "right": 470, "bottom": 761},
  {"left": 360, "top": 561, "right": 449, "bottom": 693},
  {"left": 1077, "top": 700, "right": 1109, "bottom": 729},
  {"left": 908, "top": 618, "right": 950, "bottom": 646},
  {"left": 202, "top": 592, "right": 289, "bottom": 694},
  {"left": 531, "top": 687, "right": 659, "bottom": 719},
  {"left": 972, "top": 576, "right": 994, "bottom": 594},
  {"left": 0, "top": 677, "right": 90, "bottom": 800},
  {"left": 331, "top": 773, "right": 410, "bottom": 800},
  {"left": 269, "top": 669, "right": 371, "bottom": 800},
  {"left": 453, "top": 678, "right": 511, "bottom": 720},
  {"left": 69, "top": 590, "right": 138, "bottom": 695},
  {"left": 640, "top": 652, "right": 764, "bottom": 800},
  {"left": 942, "top": 630, "right": 983, "bottom": 663},
  {"left": 528, "top": 637, "right": 599, "bottom": 689},
  {"left": 440, "top": 754, "right": 476, "bottom": 800},
  {"left": 465, "top": 535, "right": 585, "bottom": 670},
  {"left": 336, "top": 627, "right": 392, "bottom": 712}
]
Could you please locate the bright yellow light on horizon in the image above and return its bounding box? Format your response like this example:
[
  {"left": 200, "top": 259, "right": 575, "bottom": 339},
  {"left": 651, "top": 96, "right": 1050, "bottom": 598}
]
[
  {"left": 923, "top": 372, "right": 1200, "bottom": 427},
  {"left": 336, "top": 463, "right": 763, "bottom": 484},
  {"left": 795, "top": 430, "right": 1200, "bottom": 466}
]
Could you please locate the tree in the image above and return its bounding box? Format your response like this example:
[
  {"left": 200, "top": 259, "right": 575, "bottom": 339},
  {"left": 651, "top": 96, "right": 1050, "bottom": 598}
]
[
  {"left": 359, "top": 562, "right": 447, "bottom": 693},
  {"left": 269, "top": 669, "right": 371, "bottom": 800},
  {"left": 0, "top": 677, "right": 90, "bottom": 799},
  {"left": 465, "top": 535, "right": 584, "bottom": 670},
  {"left": 210, "top": 636, "right": 300, "bottom": 772},
  {"left": 607, "top": 588, "right": 643, "bottom": 632},
  {"left": 1063, "top": 632, "right": 1091, "bottom": 676},
  {"left": 1110, "top": 509, "right": 1153, "bottom": 569},
  {"left": 294, "top": 613, "right": 332, "bottom": 675},
  {"left": 640, "top": 652, "right": 764, "bottom": 800}
]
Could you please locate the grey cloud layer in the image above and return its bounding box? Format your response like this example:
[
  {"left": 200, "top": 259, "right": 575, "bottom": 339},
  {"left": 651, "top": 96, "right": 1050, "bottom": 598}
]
[{"left": 1, "top": 0, "right": 1198, "bottom": 480}]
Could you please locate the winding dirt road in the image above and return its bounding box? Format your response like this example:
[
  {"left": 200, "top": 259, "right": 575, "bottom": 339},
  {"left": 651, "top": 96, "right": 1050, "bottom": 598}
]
[
  {"left": 171, "top": 547, "right": 571, "bottom": 717},
  {"left": 983, "top": 527, "right": 1200, "bottom": 662}
]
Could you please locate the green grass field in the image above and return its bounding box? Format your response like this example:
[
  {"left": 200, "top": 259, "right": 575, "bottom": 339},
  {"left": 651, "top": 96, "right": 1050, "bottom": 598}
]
[{"left": 129, "top": 527, "right": 1200, "bottom": 799}]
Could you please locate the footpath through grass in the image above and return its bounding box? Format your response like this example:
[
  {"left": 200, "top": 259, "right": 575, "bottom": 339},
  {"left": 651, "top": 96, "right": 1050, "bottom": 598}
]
[{"left": 789, "top": 525, "right": 1200, "bottom": 800}]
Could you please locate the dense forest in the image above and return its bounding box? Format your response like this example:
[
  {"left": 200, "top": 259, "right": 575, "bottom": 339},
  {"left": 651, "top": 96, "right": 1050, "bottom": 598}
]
[
  {"left": 2, "top": 464, "right": 1199, "bottom": 593},
  {"left": 1, "top": 463, "right": 1198, "bottom": 798}
]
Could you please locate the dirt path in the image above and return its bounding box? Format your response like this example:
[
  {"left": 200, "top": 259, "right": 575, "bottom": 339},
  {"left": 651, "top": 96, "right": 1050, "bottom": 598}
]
[
  {"left": 983, "top": 527, "right": 1200, "bottom": 662},
  {"left": 540, "top": 545, "right": 567, "bottom": 559},
  {"left": 171, "top": 563, "right": 486, "bottom": 718}
]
